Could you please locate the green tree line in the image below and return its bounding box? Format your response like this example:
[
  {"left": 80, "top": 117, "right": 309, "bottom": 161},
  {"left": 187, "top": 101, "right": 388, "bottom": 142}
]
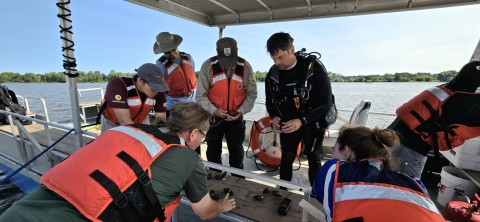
[
  {"left": 0, "top": 70, "right": 135, "bottom": 83},
  {"left": 328, "top": 70, "right": 457, "bottom": 83},
  {"left": 1, "top": 69, "right": 457, "bottom": 83}
]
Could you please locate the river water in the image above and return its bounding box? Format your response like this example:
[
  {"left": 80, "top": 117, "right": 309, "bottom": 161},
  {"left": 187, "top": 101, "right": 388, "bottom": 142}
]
[{"left": 3, "top": 82, "right": 441, "bottom": 129}]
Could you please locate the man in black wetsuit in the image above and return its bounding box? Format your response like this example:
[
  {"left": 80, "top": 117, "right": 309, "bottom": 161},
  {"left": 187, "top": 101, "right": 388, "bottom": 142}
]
[{"left": 265, "top": 32, "right": 333, "bottom": 187}]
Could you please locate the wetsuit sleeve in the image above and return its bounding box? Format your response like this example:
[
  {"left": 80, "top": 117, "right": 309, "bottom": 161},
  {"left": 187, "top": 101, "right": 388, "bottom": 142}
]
[
  {"left": 312, "top": 158, "right": 337, "bottom": 221},
  {"left": 183, "top": 160, "right": 208, "bottom": 203},
  {"left": 105, "top": 78, "right": 129, "bottom": 109},
  {"left": 153, "top": 92, "right": 167, "bottom": 112},
  {"left": 195, "top": 59, "right": 217, "bottom": 115},
  {"left": 265, "top": 68, "right": 280, "bottom": 118},
  {"left": 300, "top": 63, "right": 332, "bottom": 125},
  {"left": 238, "top": 60, "right": 258, "bottom": 115}
]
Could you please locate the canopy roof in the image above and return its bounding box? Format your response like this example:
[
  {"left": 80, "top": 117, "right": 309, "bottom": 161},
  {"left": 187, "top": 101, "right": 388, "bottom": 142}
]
[{"left": 126, "top": 0, "right": 479, "bottom": 27}]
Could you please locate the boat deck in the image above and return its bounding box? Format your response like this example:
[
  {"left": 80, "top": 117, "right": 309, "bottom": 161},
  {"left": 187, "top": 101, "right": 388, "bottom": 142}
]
[{"left": 0, "top": 121, "right": 472, "bottom": 218}]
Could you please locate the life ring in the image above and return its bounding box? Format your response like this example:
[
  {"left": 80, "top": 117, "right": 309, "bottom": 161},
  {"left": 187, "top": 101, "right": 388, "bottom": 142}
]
[{"left": 249, "top": 116, "right": 302, "bottom": 168}]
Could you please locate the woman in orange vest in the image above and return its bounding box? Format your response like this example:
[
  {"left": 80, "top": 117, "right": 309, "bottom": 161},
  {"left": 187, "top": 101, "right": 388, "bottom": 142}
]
[
  {"left": 0, "top": 102, "right": 236, "bottom": 222},
  {"left": 312, "top": 125, "right": 445, "bottom": 222}
]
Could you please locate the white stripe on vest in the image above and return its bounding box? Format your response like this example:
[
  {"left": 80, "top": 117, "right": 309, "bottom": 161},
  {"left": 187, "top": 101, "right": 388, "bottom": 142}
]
[
  {"left": 127, "top": 98, "right": 141, "bottom": 106},
  {"left": 111, "top": 126, "right": 163, "bottom": 157},
  {"left": 182, "top": 60, "right": 192, "bottom": 66},
  {"left": 427, "top": 87, "right": 449, "bottom": 102},
  {"left": 212, "top": 73, "right": 227, "bottom": 85},
  {"left": 167, "top": 63, "right": 179, "bottom": 74},
  {"left": 323, "top": 164, "right": 336, "bottom": 222},
  {"left": 232, "top": 74, "right": 243, "bottom": 83},
  {"left": 145, "top": 98, "right": 156, "bottom": 106},
  {"left": 126, "top": 85, "right": 136, "bottom": 91},
  {"left": 335, "top": 184, "right": 441, "bottom": 215}
]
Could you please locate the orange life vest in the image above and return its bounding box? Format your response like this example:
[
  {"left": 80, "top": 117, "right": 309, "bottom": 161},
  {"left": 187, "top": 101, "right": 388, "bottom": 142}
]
[
  {"left": 207, "top": 56, "right": 246, "bottom": 112},
  {"left": 41, "top": 126, "right": 183, "bottom": 222},
  {"left": 331, "top": 159, "right": 444, "bottom": 222},
  {"left": 102, "top": 77, "right": 156, "bottom": 125},
  {"left": 396, "top": 85, "right": 480, "bottom": 154},
  {"left": 158, "top": 52, "right": 197, "bottom": 98}
]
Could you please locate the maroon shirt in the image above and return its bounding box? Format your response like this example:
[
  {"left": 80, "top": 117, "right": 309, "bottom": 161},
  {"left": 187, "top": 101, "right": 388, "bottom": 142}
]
[{"left": 105, "top": 77, "right": 166, "bottom": 112}]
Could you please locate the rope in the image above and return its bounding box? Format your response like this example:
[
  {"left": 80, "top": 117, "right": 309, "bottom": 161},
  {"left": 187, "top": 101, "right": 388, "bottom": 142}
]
[
  {"left": 0, "top": 128, "right": 75, "bottom": 185},
  {"left": 56, "top": 0, "right": 78, "bottom": 78}
]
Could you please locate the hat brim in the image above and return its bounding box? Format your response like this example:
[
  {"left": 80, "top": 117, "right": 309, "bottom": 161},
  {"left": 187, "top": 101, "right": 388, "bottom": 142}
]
[
  {"left": 147, "top": 80, "right": 169, "bottom": 93},
  {"left": 218, "top": 56, "right": 238, "bottom": 68},
  {"left": 153, "top": 35, "right": 183, "bottom": 55}
]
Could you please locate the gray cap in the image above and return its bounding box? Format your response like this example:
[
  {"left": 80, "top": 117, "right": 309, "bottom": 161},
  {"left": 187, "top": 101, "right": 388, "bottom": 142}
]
[
  {"left": 216, "top": 37, "right": 238, "bottom": 68},
  {"left": 136, "top": 63, "right": 169, "bottom": 93}
]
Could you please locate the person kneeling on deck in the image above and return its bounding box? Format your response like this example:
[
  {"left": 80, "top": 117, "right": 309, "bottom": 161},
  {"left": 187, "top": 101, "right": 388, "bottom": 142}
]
[
  {"left": 312, "top": 126, "right": 444, "bottom": 222},
  {"left": 98, "top": 63, "right": 168, "bottom": 133},
  {"left": 388, "top": 61, "right": 480, "bottom": 178},
  {"left": 0, "top": 102, "right": 236, "bottom": 222}
]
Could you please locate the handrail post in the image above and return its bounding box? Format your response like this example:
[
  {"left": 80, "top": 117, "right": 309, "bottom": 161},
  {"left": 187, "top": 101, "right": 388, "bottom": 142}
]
[{"left": 58, "top": 0, "right": 83, "bottom": 149}]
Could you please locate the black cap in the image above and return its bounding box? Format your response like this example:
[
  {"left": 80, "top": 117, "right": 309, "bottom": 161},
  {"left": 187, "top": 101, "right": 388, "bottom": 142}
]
[{"left": 216, "top": 37, "right": 238, "bottom": 68}]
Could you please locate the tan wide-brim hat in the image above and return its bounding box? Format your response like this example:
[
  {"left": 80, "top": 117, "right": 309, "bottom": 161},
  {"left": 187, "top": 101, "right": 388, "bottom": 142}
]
[{"left": 153, "top": 32, "right": 183, "bottom": 55}]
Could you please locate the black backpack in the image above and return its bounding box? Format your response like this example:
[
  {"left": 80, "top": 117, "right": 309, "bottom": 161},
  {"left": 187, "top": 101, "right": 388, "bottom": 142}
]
[{"left": 0, "top": 83, "right": 31, "bottom": 125}]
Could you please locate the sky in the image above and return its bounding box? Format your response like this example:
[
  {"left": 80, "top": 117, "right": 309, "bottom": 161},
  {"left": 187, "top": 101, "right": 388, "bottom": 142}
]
[{"left": 0, "top": 1, "right": 479, "bottom": 76}]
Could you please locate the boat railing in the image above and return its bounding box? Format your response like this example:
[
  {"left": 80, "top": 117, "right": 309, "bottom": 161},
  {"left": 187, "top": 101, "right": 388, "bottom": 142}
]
[
  {"left": 336, "top": 108, "right": 396, "bottom": 125},
  {"left": 78, "top": 87, "right": 104, "bottom": 100},
  {"left": 0, "top": 109, "right": 98, "bottom": 143},
  {"left": 16, "top": 95, "right": 50, "bottom": 122},
  {"left": 0, "top": 110, "right": 97, "bottom": 180},
  {"left": 249, "top": 102, "right": 396, "bottom": 126}
]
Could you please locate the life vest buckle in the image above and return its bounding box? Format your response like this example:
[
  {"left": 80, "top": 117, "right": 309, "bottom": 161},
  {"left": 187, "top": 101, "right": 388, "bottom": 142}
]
[
  {"left": 138, "top": 171, "right": 151, "bottom": 187},
  {"left": 113, "top": 193, "right": 129, "bottom": 208}
]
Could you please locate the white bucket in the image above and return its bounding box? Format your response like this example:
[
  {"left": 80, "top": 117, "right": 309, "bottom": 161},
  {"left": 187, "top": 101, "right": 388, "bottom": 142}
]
[{"left": 437, "top": 166, "right": 480, "bottom": 206}]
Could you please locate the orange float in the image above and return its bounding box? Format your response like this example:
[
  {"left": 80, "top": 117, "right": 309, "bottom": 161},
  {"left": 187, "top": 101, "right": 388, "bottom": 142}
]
[{"left": 249, "top": 116, "right": 302, "bottom": 168}]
